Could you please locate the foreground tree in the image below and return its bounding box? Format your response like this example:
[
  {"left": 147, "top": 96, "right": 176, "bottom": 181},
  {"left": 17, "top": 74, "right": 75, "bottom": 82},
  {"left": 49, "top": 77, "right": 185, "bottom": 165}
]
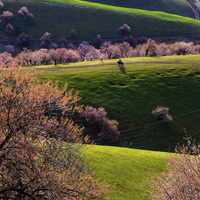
[
  {"left": 150, "top": 137, "right": 200, "bottom": 199},
  {"left": 0, "top": 65, "right": 109, "bottom": 199}
]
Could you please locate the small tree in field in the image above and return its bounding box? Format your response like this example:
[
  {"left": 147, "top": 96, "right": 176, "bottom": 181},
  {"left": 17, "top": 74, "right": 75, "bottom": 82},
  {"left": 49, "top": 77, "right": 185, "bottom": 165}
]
[
  {"left": 152, "top": 106, "right": 172, "bottom": 122},
  {"left": 0, "top": 64, "right": 109, "bottom": 199},
  {"left": 18, "top": 6, "right": 35, "bottom": 22},
  {"left": 40, "top": 32, "right": 51, "bottom": 48},
  {"left": 150, "top": 137, "right": 200, "bottom": 199},
  {"left": 118, "top": 24, "right": 131, "bottom": 36},
  {"left": 5, "top": 23, "right": 15, "bottom": 35},
  {"left": 69, "top": 29, "right": 77, "bottom": 38},
  {"left": 1, "top": 11, "right": 13, "bottom": 20}
]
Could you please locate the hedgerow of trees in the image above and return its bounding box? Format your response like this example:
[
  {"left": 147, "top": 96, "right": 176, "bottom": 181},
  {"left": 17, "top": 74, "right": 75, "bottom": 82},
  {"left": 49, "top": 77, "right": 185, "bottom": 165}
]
[{"left": 1, "top": 40, "right": 200, "bottom": 67}]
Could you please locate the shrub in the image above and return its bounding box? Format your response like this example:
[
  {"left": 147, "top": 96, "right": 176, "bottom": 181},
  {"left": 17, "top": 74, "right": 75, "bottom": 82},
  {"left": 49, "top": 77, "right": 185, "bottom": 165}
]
[
  {"left": 152, "top": 106, "right": 172, "bottom": 122},
  {"left": 150, "top": 137, "right": 200, "bottom": 199}
]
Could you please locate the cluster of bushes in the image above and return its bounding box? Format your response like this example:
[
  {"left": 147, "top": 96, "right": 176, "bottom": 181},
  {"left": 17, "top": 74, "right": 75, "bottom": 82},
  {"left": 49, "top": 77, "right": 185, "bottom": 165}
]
[
  {"left": 79, "top": 106, "right": 120, "bottom": 145},
  {"left": 1, "top": 39, "right": 200, "bottom": 66}
]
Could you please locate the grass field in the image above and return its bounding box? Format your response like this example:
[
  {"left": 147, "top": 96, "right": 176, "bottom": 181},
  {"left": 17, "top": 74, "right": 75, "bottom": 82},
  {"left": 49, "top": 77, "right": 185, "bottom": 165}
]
[
  {"left": 83, "top": 145, "right": 168, "bottom": 199},
  {"left": 1, "top": 0, "right": 200, "bottom": 49},
  {"left": 38, "top": 55, "right": 200, "bottom": 151},
  {"left": 82, "top": 0, "right": 195, "bottom": 18}
]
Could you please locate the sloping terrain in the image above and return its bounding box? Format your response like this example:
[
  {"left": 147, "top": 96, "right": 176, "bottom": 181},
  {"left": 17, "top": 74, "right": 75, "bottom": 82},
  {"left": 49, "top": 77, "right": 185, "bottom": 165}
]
[
  {"left": 38, "top": 55, "right": 200, "bottom": 151},
  {"left": 82, "top": 0, "right": 197, "bottom": 19},
  {"left": 1, "top": 0, "right": 200, "bottom": 51},
  {"left": 83, "top": 145, "right": 168, "bottom": 199}
]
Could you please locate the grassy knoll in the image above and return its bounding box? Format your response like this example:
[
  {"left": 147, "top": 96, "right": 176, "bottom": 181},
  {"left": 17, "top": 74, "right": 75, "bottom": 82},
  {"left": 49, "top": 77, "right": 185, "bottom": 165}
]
[
  {"left": 83, "top": 145, "right": 168, "bottom": 199},
  {"left": 82, "top": 0, "right": 195, "bottom": 19},
  {"left": 38, "top": 55, "right": 200, "bottom": 151},
  {"left": 1, "top": 0, "right": 200, "bottom": 47}
]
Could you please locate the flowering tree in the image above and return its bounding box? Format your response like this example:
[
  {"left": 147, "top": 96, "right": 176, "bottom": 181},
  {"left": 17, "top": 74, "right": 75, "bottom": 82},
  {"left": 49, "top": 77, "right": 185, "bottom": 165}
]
[
  {"left": 5, "top": 23, "right": 15, "bottom": 35},
  {"left": 1, "top": 11, "right": 13, "bottom": 20},
  {"left": 80, "top": 106, "right": 120, "bottom": 145},
  {"left": 118, "top": 24, "right": 131, "bottom": 36},
  {"left": 152, "top": 106, "right": 172, "bottom": 122},
  {"left": 18, "top": 6, "right": 34, "bottom": 22},
  {"left": 40, "top": 32, "right": 51, "bottom": 48},
  {"left": 0, "top": 1, "right": 4, "bottom": 9},
  {"left": 0, "top": 52, "right": 13, "bottom": 65},
  {"left": 5, "top": 45, "right": 14, "bottom": 54},
  {"left": 0, "top": 64, "right": 109, "bottom": 199},
  {"left": 117, "top": 42, "right": 133, "bottom": 58}
]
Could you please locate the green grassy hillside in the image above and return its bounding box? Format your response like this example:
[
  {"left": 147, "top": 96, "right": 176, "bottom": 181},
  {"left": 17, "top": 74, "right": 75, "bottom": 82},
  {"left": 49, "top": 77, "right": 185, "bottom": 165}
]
[
  {"left": 1, "top": 0, "right": 200, "bottom": 50},
  {"left": 83, "top": 145, "right": 168, "bottom": 199},
  {"left": 38, "top": 55, "right": 200, "bottom": 151},
  {"left": 82, "top": 0, "right": 196, "bottom": 19}
]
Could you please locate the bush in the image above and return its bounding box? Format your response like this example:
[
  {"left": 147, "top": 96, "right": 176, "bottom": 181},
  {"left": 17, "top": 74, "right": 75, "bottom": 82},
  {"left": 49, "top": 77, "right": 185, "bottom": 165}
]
[
  {"left": 80, "top": 106, "right": 120, "bottom": 145},
  {"left": 152, "top": 106, "right": 172, "bottom": 122}
]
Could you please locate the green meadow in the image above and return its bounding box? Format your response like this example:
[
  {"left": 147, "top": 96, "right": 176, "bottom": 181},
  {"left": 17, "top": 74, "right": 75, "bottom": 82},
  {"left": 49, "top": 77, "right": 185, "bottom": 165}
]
[
  {"left": 38, "top": 54, "right": 200, "bottom": 151},
  {"left": 83, "top": 145, "right": 168, "bottom": 199}
]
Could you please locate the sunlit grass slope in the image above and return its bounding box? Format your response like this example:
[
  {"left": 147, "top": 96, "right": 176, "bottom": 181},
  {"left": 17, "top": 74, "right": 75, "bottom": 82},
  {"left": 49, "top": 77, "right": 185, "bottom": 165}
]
[
  {"left": 2, "top": 0, "right": 200, "bottom": 42},
  {"left": 38, "top": 55, "right": 200, "bottom": 151},
  {"left": 81, "top": 0, "right": 195, "bottom": 19},
  {"left": 83, "top": 145, "right": 168, "bottom": 199}
]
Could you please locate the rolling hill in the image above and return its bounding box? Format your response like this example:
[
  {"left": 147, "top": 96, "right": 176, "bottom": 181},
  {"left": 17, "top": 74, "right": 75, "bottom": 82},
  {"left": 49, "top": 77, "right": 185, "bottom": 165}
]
[
  {"left": 82, "top": 0, "right": 197, "bottom": 19},
  {"left": 83, "top": 145, "right": 168, "bottom": 199},
  {"left": 38, "top": 55, "right": 200, "bottom": 152},
  {"left": 1, "top": 0, "right": 200, "bottom": 51}
]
